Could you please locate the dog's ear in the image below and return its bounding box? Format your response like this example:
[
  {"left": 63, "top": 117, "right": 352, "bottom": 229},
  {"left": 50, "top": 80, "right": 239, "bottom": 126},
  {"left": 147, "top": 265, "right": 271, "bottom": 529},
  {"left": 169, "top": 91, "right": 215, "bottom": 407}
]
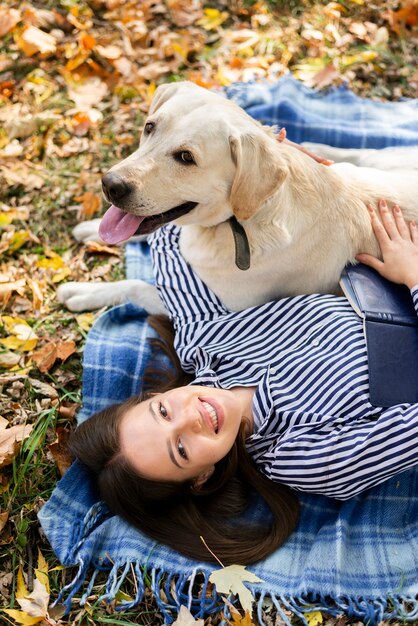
[
  {"left": 149, "top": 81, "right": 200, "bottom": 115},
  {"left": 229, "top": 133, "right": 288, "bottom": 220}
]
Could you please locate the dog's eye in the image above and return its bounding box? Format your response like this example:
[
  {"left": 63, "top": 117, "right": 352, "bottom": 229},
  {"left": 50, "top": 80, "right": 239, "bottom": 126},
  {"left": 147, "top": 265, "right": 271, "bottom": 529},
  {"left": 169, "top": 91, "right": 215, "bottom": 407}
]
[
  {"left": 144, "top": 121, "right": 155, "bottom": 134},
  {"left": 174, "top": 151, "right": 195, "bottom": 165}
]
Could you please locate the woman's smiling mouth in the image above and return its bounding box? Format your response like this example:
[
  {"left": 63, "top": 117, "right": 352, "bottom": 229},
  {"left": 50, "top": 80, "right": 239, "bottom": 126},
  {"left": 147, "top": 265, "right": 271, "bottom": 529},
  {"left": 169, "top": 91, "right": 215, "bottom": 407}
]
[{"left": 199, "top": 399, "right": 223, "bottom": 433}]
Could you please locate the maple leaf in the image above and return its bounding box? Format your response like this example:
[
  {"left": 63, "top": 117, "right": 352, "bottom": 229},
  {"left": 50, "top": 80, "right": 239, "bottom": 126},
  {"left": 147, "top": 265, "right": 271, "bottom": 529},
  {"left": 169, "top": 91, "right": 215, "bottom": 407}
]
[
  {"left": 209, "top": 565, "right": 263, "bottom": 614},
  {"left": 3, "top": 552, "right": 52, "bottom": 625},
  {"left": 0, "top": 416, "right": 34, "bottom": 469}
]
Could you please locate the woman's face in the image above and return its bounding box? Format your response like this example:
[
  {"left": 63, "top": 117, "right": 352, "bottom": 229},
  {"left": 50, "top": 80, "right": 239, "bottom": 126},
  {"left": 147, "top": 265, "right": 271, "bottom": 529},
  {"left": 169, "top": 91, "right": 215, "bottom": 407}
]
[{"left": 119, "top": 385, "right": 249, "bottom": 486}]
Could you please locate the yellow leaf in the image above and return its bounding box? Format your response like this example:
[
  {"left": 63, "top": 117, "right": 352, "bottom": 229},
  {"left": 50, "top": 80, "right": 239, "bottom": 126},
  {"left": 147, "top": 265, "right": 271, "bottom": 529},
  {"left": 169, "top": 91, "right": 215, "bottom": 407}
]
[
  {"left": 75, "top": 312, "right": 95, "bottom": 331},
  {"left": 7, "top": 230, "right": 30, "bottom": 253},
  {"left": 0, "top": 316, "right": 38, "bottom": 352},
  {"left": 2, "top": 609, "right": 43, "bottom": 625},
  {"left": 16, "top": 578, "right": 49, "bottom": 618},
  {"left": 17, "top": 566, "right": 29, "bottom": 599},
  {"left": 341, "top": 51, "right": 378, "bottom": 67},
  {"left": 37, "top": 256, "right": 64, "bottom": 270},
  {"left": 52, "top": 266, "right": 71, "bottom": 283},
  {"left": 305, "top": 610, "right": 323, "bottom": 626},
  {"left": 209, "top": 565, "right": 262, "bottom": 614},
  {"left": 35, "top": 549, "right": 49, "bottom": 594},
  {"left": 0, "top": 213, "right": 13, "bottom": 227},
  {"left": 196, "top": 8, "right": 229, "bottom": 30}
]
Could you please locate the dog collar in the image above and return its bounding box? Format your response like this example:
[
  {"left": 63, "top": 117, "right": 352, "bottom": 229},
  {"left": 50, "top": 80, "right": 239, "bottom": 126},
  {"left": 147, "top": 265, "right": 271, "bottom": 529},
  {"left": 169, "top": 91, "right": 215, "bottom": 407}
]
[{"left": 229, "top": 216, "right": 250, "bottom": 271}]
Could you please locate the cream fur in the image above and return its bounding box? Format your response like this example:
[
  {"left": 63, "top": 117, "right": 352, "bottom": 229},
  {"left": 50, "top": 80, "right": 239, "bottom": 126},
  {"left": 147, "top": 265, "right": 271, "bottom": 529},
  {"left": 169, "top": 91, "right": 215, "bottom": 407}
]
[{"left": 58, "top": 81, "right": 418, "bottom": 313}]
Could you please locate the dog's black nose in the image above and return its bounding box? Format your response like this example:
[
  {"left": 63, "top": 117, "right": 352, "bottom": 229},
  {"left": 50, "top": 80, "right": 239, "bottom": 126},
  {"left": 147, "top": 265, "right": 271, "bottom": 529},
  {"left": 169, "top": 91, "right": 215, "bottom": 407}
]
[{"left": 102, "top": 172, "right": 131, "bottom": 204}]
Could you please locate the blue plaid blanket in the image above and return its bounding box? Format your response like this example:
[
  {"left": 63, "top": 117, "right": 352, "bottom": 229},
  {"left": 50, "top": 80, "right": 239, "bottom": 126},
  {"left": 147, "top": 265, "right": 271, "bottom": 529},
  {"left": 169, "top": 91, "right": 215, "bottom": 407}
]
[{"left": 39, "top": 76, "right": 418, "bottom": 625}]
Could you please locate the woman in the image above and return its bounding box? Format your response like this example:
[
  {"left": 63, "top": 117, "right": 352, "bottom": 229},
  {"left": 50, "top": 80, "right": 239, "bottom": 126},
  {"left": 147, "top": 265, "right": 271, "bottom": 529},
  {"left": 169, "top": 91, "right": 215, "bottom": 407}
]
[{"left": 70, "top": 201, "right": 418, "bottom": 564}]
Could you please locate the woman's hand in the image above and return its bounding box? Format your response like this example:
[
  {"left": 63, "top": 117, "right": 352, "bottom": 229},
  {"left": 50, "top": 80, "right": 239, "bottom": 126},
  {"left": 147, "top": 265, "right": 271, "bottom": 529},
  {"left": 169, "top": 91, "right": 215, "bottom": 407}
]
[
  {"left": 277, "top": 128, "right": 333, "bottom": 166},
  {"left": 356, "top": 199, "right": 418, "bottom": 290}
]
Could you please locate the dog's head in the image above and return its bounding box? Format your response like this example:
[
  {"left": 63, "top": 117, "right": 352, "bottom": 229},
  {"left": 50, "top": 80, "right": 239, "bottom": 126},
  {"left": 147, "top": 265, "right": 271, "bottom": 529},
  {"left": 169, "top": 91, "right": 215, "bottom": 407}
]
[{"left": 100, "top": 81, "right": 288, "bottom": 244}]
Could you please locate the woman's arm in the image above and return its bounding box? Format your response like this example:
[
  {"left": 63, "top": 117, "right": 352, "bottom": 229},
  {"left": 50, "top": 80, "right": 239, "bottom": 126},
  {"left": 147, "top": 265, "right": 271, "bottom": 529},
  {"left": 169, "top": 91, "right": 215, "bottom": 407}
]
[
  {"left": 262, "top": 404, "right": 418, "bottom": 499},
  {"left": 356, "top": 199, "right": 418, "bottom": 290}
]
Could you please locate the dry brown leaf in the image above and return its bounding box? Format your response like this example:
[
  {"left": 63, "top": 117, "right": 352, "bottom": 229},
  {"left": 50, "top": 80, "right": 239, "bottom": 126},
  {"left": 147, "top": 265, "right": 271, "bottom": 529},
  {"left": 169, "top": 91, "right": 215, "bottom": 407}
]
[
  {"left": 85, "top": 241, "right": 121, "bottom": 255},
  {"left": 32, "top": 342, "right": 57, "bottom": 373},
  {"left": 96, "top": 44, "right": 123, "bottom": 59},
  {"left": 28, "top": 377, "right": 58, "bottom": 398},
  {"left": 58, "top": 402, "right": 79, "bottom": 420},
  {"left": 0, "top": 7, "right": 21, "bottom": 38},
  {"left": 77, "top": 191, "right": 102, "bottom": 219},
  {"left": 48, "top": 427, "right": 74, "bottom": 476},
  {"left": 387, "top": 0, "right": 418, "bottom": 34},
  {"left": 166, "top": 0, "right": 203, "bottom": 27},
  {"left": 0, "top": 416, "right": 33, "bottom": 469},
  {"left": 0, "top": 510, "right": 9, "bottom": 534},
  {"left": 226, "top": 607, "right": 254, "bottom": 625},
  {"left": 16, "top": 24, "right": 57, "bottom": 57},
  {"left": 32, "top": 340, "right": 75, "bottom": 373},
  {"left": 310, "top": 63, "right": 340, "bottom": 89},
  {"left": 67, "top": 77, "right": 109, "bottom": 110}
]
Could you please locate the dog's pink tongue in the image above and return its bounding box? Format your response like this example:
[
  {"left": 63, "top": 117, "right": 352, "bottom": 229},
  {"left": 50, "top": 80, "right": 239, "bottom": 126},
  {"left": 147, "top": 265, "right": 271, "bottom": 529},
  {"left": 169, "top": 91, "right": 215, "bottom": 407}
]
[{"left": 99, "top": 205, "right": 145, "bottom": 244}]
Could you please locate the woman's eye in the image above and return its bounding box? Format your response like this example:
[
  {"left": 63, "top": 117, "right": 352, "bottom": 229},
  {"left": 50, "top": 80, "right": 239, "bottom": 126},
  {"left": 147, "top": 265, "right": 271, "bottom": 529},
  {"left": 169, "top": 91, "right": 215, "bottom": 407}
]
[
  {"left": 174, "top": 151, "right": 195, "bottom": 165},
  {"left": 158, "top": 402, "right": 168, "bottom": 418},
  {"left": 177, "top": 439, "right": 188, "bottom": 460}
]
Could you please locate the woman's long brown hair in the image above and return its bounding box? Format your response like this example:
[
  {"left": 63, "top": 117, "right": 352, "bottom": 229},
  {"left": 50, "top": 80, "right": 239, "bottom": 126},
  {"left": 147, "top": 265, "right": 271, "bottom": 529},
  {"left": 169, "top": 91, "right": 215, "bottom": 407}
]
[{"left": 69, "top": 315, "right": 300, "bottom": 565}]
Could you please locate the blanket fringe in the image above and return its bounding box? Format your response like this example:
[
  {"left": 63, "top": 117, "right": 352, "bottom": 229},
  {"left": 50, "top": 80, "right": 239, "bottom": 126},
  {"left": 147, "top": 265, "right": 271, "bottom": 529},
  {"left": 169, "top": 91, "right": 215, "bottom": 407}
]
[{"left": 55, "top": 561, "right": 418, "bottom": 625}]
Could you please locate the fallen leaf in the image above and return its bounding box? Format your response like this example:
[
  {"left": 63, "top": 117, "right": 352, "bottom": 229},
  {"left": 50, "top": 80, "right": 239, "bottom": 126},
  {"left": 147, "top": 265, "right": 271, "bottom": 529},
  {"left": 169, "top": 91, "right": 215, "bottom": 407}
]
[
  {"left": 0, "top": 7, "right": 21, "bottom": 37},
  {"left": 48, "top": 426, "right": 74, "bottom": 476},
  {"left": 75, "top": 312, "right": 95, "bottom": 331},
  {"left": 28, "top": 377, "right": 58, "bottom": 399},
  {"left": 305, "top": 610, "right": 323, "bottom": 626},
  {"left": 85, "top": 241, "right": 121, "bottom": 255},
  {"left": 0, "top": 351, "right": 22, "bottom": 368},
  {"left": 0, "top": 510, "right": 9, "bottom": 534},
  {"left": 67, "top": 77, "right": 109, "bottom": 110},
  {"left": 0, "top": 316, "right": 38, "bottom": 352},
  {"left": 16, "top": 24, "right": 57, "bottom": 57},
  {"left": 226, "top": 607, "right": 254, "bottom": 625},
  {"left": 387, "top": 0, "right": 418, "bottom": 34},
  {"left": 3, "top": 551, "right": 51, "bottom": 624},
  {"left": 172, "top": 604, "right": 204, "bottom": 625},
  {"left": 166, "top": 0, "right": 203, "bottom": 27},
  {"left": 209, "top": 565, "right": 262, "bottom": 614},
  {"left": 77, "top": 191, "right": 102, "bottom": 219},
  {"left": 197, "top": 8, "right": 229, "bottom": 30},
  {"left": 0, "top": 416, "right": 33, "bottom": 469},
  {"left": 31, "top": 343, "right": 57, "bottom": 373}
]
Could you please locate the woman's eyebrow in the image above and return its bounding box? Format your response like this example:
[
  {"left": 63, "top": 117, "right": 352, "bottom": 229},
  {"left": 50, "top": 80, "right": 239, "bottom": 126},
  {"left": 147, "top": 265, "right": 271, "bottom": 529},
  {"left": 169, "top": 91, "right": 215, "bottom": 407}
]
[{"left": 149, "top": 403, "right": 183, "bottom": 470}]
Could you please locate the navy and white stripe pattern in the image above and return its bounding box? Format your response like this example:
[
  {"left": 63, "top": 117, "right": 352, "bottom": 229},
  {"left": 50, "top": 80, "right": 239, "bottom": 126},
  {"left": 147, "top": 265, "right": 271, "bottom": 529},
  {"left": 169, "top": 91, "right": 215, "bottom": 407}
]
[{"left": 150, "top": 224, "right": 418, "bottom": 500}]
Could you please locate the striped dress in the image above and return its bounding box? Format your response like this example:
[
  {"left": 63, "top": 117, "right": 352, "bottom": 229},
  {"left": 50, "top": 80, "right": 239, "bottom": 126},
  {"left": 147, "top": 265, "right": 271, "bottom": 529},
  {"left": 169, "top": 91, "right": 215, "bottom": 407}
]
[{"left": 149, "top": 225, "right": 418, "bottom": 500}]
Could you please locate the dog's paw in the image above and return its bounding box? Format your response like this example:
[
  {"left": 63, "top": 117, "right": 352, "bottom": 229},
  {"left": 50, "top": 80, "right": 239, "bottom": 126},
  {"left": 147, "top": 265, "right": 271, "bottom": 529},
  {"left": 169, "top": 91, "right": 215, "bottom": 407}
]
[
  {"left": 56, "top": 281, "right": 110, "bottom": 311},
  {"left": 72, "top": 219, "right": 103, "bottom": 243}
]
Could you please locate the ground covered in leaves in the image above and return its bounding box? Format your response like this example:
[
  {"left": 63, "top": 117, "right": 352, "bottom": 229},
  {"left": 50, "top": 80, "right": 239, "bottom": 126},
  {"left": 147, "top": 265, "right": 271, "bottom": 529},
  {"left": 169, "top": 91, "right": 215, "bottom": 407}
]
[{"left": 0, "top": 0, "right": 417, "bottom": 624}]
